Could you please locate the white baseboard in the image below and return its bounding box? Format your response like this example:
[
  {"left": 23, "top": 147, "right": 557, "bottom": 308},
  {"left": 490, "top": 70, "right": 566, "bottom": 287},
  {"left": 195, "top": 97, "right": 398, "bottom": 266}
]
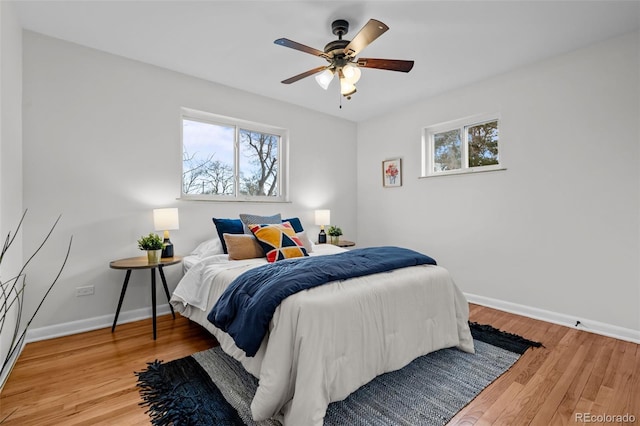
[
  {"left": 465, "top": 293, "right": 640, "bottom": 344},
  {"left": 0, "top": 339, "right": 26, "bottom": 391},
  {"left": 25, "top": 304, "right": 173, "bottom": 343}
]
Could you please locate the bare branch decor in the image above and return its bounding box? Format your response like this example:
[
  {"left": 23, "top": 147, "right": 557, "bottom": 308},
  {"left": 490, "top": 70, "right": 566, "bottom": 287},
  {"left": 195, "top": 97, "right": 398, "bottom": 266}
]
[{"left": 0, "top": 210, "right": 72, "bottom": 385}]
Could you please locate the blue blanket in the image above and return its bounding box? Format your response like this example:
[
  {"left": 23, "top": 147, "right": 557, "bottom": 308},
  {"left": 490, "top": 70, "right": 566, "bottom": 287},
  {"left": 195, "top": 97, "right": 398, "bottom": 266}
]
[{"left": 207, "top": 246, "right": 437, "bottom": 357}]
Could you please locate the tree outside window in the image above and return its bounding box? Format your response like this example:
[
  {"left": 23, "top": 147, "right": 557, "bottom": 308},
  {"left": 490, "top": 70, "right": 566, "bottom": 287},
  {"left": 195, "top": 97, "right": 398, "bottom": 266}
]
[
  {"left": 239, "top": 130, "right": 278, "bottom": 197},
  {"left": 181, "top": 110, "right": 287, "bottom": 201},
  {"left": 467, "top": 121, "right": 499, "bottom": 168},
  {"left": 433, "top": 129, "right": 461, "bottom": 172}
]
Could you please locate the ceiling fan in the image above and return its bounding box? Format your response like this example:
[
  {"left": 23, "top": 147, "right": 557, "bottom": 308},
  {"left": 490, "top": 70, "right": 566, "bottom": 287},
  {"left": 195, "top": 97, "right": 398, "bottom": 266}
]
[{"left": 274, "top": 18, "right": 414, "bottom": 100}]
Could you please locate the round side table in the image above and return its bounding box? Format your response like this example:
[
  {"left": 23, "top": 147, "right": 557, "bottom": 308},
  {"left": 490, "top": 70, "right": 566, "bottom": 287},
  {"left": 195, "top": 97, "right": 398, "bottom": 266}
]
[{"left": 109, "top": 256, "right": 182, "bottom": 340}]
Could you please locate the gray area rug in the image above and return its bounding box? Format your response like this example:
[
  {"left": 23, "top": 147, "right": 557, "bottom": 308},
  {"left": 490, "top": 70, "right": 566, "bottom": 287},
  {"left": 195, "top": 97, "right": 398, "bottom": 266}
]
[
  {"left": 137, "top": 324, "right": 541, "bottom": 425},
  {"left": 192, "top": 340, "right": 519, "bottom": 426}
]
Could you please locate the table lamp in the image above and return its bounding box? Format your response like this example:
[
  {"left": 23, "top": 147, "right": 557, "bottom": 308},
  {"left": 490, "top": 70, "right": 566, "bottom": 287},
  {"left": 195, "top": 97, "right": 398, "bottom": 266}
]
[
  {"left": 314, "top": 209, "right": 330, "bottom": 244},
  {"left": 153, "top": 208, "right": 179, "bottom": 258}
]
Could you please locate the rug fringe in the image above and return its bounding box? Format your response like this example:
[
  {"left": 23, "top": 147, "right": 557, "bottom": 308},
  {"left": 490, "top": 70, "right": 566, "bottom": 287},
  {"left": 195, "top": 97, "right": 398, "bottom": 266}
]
[
  {"left": 135, "top": 357, "right": 246, "bottom": 426},
  {"left": 469, "top": 322, "right": 543, "bottom": 354},
  {"left": 135, "top": 360, "right": 195, "bottom": 426}
]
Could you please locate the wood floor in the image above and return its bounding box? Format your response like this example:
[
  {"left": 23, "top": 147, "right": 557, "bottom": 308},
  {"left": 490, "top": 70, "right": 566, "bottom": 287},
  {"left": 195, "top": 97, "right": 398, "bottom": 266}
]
[{"left": 0, "top": 305, "right": 637, "bottom": 425}]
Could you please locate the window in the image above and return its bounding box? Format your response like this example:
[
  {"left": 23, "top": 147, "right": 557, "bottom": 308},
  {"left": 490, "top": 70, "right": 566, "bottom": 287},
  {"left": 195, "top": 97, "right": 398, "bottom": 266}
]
[
  {"left": 422, "top": 114, "right": 502, "bottom": 177},
  {"left": 181, "top": 108, "right": 288, "bottom": 201}
]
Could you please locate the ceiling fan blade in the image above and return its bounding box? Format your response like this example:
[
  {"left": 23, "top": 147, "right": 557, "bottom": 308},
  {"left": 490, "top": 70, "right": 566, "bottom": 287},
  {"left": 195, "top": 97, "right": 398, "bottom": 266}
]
[
  {"left": 274, "top": 38, "right": 326, "bottom": 57},
  {"left": 357, "top": 58, "right": 414, "bottom": 73},
  {"left": 344, "top": 19, "right": 389, "bottom": 57},
  {"left": 281, "top": 66, "right": 328, "bottom": 84}
]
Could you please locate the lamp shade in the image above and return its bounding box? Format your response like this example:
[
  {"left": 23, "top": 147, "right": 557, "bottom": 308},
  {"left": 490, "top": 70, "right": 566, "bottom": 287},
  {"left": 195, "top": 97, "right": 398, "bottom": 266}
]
[
  {"left": 315, "top": 69, "right": 334, "bottom": 90},
  {"left": 314, "top": 209, "right": 330, "bottom": 226},
  {"left": 153, "top": 208, "right": 179, "bottom": 231},
  {"left": 342, "top": 64, "right": 361, "bottom": 84},
  {"left": 340, "top": 79, "right": 357, "bottom": 96}
]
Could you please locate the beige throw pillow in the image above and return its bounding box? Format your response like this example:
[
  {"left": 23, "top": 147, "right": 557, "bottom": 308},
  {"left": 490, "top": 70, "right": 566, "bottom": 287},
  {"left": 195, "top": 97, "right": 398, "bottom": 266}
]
[{"left": 223, "top": 233, "right": 265, "bottom": 260}]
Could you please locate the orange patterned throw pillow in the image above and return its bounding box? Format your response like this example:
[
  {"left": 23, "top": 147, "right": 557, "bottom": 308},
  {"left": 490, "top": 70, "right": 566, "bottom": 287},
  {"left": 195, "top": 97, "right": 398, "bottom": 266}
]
[{"left": 249, "top": 222, "right": 308, "bottom": 262}]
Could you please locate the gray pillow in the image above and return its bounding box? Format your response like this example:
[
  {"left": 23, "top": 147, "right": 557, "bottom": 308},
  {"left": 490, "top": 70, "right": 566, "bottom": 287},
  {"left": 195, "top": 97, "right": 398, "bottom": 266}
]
[{"left": 239, "top": 213, "right": 282, "bottom": 234}]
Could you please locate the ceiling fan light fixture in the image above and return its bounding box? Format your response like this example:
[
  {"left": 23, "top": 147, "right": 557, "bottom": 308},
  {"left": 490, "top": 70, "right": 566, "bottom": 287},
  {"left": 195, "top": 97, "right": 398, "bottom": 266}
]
[
  {"left": 340, "top": 79, "right": 357, "bottom": 97},
  {"left": 342, "top": 64, "right": 361, "bottom": 84},
  {"left": 275, "top": 18, "right": 413, "bottom": 104},
  {"left": 315, "top": 69, "right": 334, "bottom": 90}
]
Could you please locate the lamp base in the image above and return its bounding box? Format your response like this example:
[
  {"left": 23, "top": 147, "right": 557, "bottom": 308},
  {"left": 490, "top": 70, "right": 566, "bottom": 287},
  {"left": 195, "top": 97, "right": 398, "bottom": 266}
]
[
  {"left": 161, "top": 239, "right": 174, "bottom": 258},
  {"left": 318, "top": 230, "right": 327, "bottom": 244}
]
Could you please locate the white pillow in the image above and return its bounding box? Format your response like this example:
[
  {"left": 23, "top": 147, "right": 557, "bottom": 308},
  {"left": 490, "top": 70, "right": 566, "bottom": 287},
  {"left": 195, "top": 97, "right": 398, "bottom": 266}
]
[
  {"left": 296, "top": 231, "right": 313, "bottom": 254},
  {"left": 190, "top": 237, "right": 224, "bottom": 257}
]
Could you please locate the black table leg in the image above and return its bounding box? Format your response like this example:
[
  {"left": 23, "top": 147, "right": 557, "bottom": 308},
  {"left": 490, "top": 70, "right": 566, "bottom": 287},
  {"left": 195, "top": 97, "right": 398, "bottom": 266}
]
[
  {"left": 151, "top": 268, "right": 157, "bottom": 340},
  {"left": 158, "top": 265, "right": 176, "bottom": 319},
  {"left": 112, "top": 269, "right": 132, "bottom": 332}
]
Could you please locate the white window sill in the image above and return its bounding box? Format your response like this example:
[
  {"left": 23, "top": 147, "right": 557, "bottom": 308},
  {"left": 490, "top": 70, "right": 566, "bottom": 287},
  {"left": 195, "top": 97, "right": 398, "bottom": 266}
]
[
  {"left": 420, "top": 167, "right": 507, "bottom": 179},
  {"left": 177, "top": 196, "right": 291, "bottom": 203}
]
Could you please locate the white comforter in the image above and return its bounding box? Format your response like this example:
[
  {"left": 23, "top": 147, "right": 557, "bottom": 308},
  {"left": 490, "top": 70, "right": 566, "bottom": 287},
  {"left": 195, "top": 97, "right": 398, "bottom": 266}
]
[{"left": 171, "top": 245, "right": 474, "bottom": 425}]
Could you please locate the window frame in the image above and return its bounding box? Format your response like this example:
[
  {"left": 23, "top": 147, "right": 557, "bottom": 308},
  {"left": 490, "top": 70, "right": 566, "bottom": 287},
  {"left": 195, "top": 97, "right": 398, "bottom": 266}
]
[
  {"left": 180, "top": 108, "right": 289, "bottom": 202},
  {"left": 422, "top": 113, "right": 504, "bottom": 178}
]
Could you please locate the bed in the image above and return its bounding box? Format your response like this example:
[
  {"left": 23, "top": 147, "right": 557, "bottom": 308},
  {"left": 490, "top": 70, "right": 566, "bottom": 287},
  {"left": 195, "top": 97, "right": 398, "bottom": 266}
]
[{"left": 170, "top": 238, "right": 474, "bottom": 425}]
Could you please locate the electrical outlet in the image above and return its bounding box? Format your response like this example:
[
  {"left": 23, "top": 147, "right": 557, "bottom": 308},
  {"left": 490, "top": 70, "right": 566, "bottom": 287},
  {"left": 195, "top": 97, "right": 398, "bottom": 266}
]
[{"left": 75, "top": 285, "right": 94, "bottom": 297}]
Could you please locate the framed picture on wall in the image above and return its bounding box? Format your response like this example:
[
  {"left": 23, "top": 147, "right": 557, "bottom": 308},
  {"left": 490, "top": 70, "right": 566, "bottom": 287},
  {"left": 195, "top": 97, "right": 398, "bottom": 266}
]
[{"left": 382, "top": 158, "right": 402, "bottom": 187}]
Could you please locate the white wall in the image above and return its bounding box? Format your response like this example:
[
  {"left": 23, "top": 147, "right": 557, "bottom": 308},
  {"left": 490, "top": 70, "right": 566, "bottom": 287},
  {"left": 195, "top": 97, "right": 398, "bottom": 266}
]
[
  {"left": 357, "top": 32, "right": 640, "bottom": 335},
  {"left": 22, "top": 31, "right": 357, "bottom": 332},
  {"left": 0, "top": 1, "right": 24, "bottom": 383}
]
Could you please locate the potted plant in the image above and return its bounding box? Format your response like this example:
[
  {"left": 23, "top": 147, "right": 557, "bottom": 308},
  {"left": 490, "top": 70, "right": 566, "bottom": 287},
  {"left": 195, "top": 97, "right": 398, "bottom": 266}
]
[
  {"left": 327, "top": 226, "right": 343, "bottom": 245},
  {"left": 137, "top": 233, "right": 164, "bottom": 263}
]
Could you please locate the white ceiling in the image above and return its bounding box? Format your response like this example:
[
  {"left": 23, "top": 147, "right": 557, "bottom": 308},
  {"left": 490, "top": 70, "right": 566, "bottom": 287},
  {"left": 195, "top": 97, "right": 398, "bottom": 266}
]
[{"left": 12, "top": 1, "right": 640, "bottom": 122}]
